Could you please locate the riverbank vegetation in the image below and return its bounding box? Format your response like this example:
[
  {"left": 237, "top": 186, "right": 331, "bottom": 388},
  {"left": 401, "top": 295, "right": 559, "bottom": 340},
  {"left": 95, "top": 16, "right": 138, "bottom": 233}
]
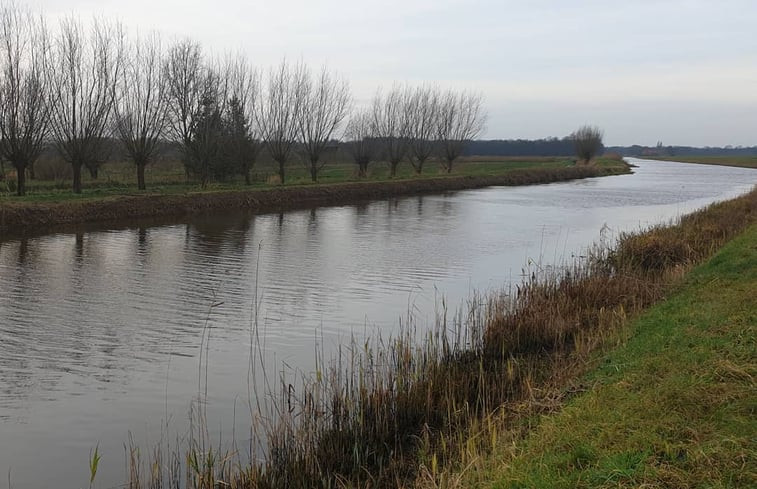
[
  {"left": 0, "top": 156, "right": 628, "bottom": 233},
  {"left": 0, "top": 155, "right": 626, "bottom": 202},
  {"left": 644, "top": 155, "right": 757, "bottom": 169},
  {"left": 114, "top": 184, "right": 755, "bottom": 487},
  {"left": 467, "top": 223, "right": 757, "bottom": 488}
]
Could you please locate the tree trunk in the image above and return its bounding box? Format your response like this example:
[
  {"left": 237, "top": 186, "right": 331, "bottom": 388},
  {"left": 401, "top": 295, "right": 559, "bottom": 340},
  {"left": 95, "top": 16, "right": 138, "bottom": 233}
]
[
  {"left": 414, "top": 160, "right": 423, "bottom": 175},
  {"left": 358, "top": 162, "right": 367, "bottom": 178},
  {"left": 16, "top": 163, "right": 27, "bottom": 196},
  {"left": 278, "top": 159, "right": 285, "bottom": 184},
  {"left": 137, "top": 161, "right": 146, "bottom": 190},
  {"left": 445, "top": 158, "right": 454, "bottom": 173},
  {"left": 244, "top": 167, "right": 251, "bottom": 186},
  {"left": 73, "top": 163, "right": 83, "bottom": 194},
  {"left": 390, "top": 160, "right": 399, "bottom": 178},
  {"left": 310, "top": 159, "right": 318, "bottom": 182},
  {"left": 28, "top": 161, "right": 35, "bottom": 180},
  {"left": 88, "top": 165, "right": 98, "bottom": 179}
]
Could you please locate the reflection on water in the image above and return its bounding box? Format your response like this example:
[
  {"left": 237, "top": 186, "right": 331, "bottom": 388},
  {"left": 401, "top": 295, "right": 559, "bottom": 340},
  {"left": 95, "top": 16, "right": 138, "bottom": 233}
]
[{"left": 0, "top": 159, "right": 755, "bottom": 488}]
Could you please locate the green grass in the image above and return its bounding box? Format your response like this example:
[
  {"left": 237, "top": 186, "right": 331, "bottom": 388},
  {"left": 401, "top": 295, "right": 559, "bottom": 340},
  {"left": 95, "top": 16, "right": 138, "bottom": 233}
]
[
  {"left": 486, "top": 224, "right": 757, "bottom": 488},
  {"left": 645, "top": 155, "right": 757, "bottom": 169},
  {"left": 0, "top": 156, "right": 626, "bottom": 204}
]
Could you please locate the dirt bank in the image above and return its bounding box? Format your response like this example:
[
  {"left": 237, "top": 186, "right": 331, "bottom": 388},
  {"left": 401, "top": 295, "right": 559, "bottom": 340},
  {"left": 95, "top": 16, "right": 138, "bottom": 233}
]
[{"left": 0, "top": 165, "right": 627, "bottom": 235}]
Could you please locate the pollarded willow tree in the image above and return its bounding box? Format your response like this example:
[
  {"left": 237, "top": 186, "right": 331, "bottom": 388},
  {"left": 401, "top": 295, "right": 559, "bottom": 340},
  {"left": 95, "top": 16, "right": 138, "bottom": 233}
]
[
  {"left": 372, "top": 85, "right": 412, "bottom": 178},
  {"left": 343, "top": 108, "right": 377, "bottom": 178},
  {"left": 436, "top": 90, "right": 486, "bottom": 173},
  {"left": 257, "top": 60, "right": 306, "bottom": 184},
  {"left": 406, "top": 85, "right": 439, "bottom": 175},
  {"left": 0, "top": 4, "right": 50, "bottom": 196},
  {"left": 572, "top": 124, "right": 603, "bottom": 164},
  {"left": 47, "top": 17, "right": 123, "bottom": 193},
  {"left": 297, "top": 65, "right": 351, "bottom": 182},
  {"left": 165, "top": 39, "right": 202, "bottom": 153},
  {"left": 113, "top": 32, "right": 169, "bottom": 190}
]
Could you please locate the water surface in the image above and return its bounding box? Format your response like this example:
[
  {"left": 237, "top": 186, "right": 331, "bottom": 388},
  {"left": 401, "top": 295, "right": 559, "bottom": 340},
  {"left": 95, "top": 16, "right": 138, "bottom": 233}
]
[{"left": 1, "top": 158, "right": 755, "bottom": 488}]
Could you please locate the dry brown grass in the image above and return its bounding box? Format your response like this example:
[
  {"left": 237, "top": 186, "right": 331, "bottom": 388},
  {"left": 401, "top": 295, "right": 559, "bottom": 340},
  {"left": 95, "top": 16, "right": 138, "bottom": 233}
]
[{"left": 118, "top": 188, "right": 757, "bottom": 489}]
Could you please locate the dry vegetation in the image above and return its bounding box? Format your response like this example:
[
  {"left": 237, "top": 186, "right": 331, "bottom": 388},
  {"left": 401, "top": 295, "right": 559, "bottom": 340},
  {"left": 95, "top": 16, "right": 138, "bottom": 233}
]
[{"left": 112, "top": 186, "right": 755, "bottom": 488}]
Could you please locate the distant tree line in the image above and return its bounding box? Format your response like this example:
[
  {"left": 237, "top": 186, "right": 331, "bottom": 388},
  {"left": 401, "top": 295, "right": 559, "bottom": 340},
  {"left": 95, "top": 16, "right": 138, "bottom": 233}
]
[
  {"left": 606, "top": 143, "right": 757, "bottom": 157},
  {"left": 464, "top": 137, "right": 578, "bottom": 157},
  {"left": 0, "top": 3, "right": 488, "bottom": 196}
]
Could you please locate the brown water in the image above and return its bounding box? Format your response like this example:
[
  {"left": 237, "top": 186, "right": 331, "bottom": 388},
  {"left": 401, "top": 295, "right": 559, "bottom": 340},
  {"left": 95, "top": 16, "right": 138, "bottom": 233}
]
[{"left": 1, "top": 158, "right": 755, "bottom": 488}]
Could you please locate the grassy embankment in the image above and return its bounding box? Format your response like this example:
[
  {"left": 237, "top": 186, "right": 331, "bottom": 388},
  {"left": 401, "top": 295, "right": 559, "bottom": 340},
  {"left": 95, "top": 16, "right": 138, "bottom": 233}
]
[
  {"left": 644, "top": 155, "right": 757, "bottom": 169},
  {"left": 438, "top": 224, "right": 757, "bottom": 488},
  {"left": 0, "top": 156, "right": 628, "bottom": 232},
  {"left": 1, "top": 156, "right": 622, "bottom": 202},
  {"left": 116, "top": 191, "right": 755, "bottom": 487}
]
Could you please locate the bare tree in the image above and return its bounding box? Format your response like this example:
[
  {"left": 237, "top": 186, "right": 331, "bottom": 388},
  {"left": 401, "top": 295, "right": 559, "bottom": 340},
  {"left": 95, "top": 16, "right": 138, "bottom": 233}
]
[
  {"left": 257, "top": 60, "right": 305, "bottom": 184},
  {"left": 165, "top": 39, "right": 201, "bottom": 151},
  {"left": 165, "top": 40, "right": 227, "bottom": 187},
  {"left": 225, "top": 55, "right": 261, "bottom": 185},
  {"left": 297, "top": 66, "right": 351, "bottom": 182},
  {"left": 0, "top": 3, "right": 50, "bottom": 196},
  {"left": 436, "top": 90, "right": 486, "bottom": 173},
  {"left": 47, "top": 18, "right": 123, "bottom": 193},
  {"left": 113, "top": 32, "right": 168, "bottom": 190},
  {"left": 343, "top": 108, "right": 377, "bottom": 178},
  {"left": 372, "top": 85, "right": 411, "bottom": 178},
  {"left": 406, "top": 85, "right": 439, "bottom": 175},
  {"left": 572, "top": 125, "right": 603, "bottom": 164}
]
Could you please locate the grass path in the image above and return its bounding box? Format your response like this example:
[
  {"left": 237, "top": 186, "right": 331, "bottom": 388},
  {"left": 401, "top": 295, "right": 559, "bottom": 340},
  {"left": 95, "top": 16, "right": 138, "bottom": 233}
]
[{"left": 485, "top": 225, "right": 756, "bottom": 488}]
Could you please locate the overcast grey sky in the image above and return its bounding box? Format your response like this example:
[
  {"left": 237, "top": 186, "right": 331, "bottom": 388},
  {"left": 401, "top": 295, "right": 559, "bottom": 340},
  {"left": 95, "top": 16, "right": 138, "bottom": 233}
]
[{"left": 31, "top": 0, "right": 757, "bottom": 146}]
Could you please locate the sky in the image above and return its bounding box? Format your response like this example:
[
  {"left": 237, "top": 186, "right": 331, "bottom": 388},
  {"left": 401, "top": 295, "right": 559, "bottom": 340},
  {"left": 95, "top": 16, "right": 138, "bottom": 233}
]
[{"left": 30, "top": 0, "right": 757, "bottom": 146}]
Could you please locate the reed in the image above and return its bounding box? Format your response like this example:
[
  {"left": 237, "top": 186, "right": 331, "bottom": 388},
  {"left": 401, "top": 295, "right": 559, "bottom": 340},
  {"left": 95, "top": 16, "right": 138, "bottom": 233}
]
[{"left": 116, "top": 187, "right": 756, "bottom": 489}]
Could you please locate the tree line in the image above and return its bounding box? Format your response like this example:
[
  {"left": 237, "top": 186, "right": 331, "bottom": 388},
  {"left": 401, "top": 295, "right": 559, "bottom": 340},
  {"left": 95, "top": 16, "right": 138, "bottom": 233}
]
[
  {"left": 0, "top": 4, "right": 488, "bottom": 196},
  {"left": 463, "top": 137, "right": 596, "bottom": 157}
]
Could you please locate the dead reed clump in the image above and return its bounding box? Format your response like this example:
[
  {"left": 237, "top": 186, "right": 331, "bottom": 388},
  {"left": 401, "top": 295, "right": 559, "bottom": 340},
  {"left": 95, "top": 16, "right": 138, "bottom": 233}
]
[{"left": 613, "top": 232, "right": 693, "bottom": 272}]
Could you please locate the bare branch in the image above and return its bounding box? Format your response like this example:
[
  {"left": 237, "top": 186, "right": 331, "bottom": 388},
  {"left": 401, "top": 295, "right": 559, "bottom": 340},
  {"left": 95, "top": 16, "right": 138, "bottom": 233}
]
[
  {"left": 372, "top": 84, "right": 412, "bottom": 178},
  {"left": 47, "top": 16, "right": 124, "bottom": 192},
  {"left": 572, "top": 125, "right": 604, "bottom": 164},
  {"left": 343, "top": 108, "right": 377, "bottom": 178},
  {"left": 406, "top": 85, "right": 439, "bottom": 174},
  {"left": 436, "top": 90, "right": 486, "bottom": 173},
  {"left": 224, "top": 54, "right": 262, "bottom": 185},
  {"left": 164, "top": 40, "right": 228, "bottom": 187},
  {"left": 0, "top": 2, "right": 51, "bottom": 195},
  {"left": 256, "top": 59, "right": 306, "bottom": 184},
  {"left": 164, "top": 39, "right": 202, "bottom": 147},
  {"left": 113, "top": 31, "right": 168, "bottom": 189},
  {"left": 296, "top": 65, "right": 351, "bottom": 182}
]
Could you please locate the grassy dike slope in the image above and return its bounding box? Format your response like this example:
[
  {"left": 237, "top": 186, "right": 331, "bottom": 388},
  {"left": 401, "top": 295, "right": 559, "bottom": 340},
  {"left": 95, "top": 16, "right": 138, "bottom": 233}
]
[
  {"left": 487, "top": 225, "right": 757, "bottom": 488},
  {"left": 644, "top": 155, "right": 757, "bottom": 169}
]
